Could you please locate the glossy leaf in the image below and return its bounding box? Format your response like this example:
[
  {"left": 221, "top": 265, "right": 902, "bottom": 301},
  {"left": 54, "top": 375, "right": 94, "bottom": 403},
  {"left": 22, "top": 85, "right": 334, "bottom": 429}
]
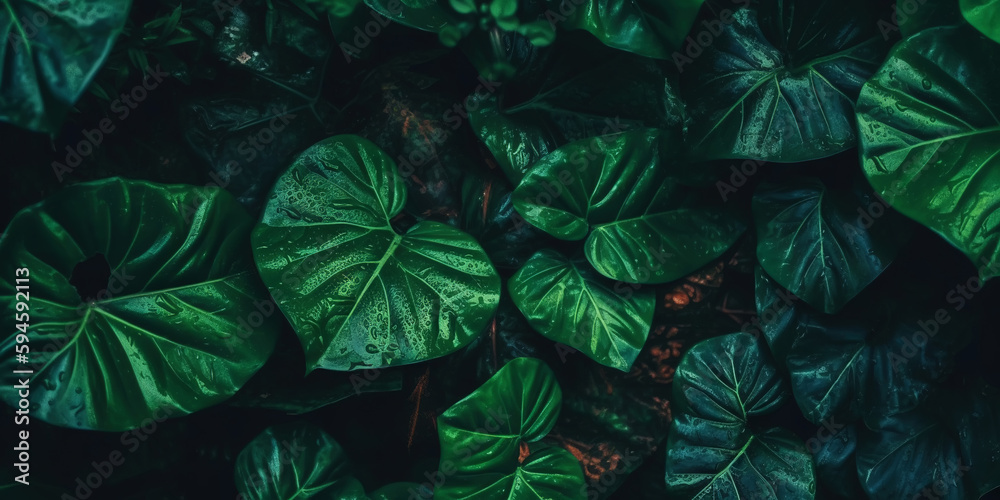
[
  {"left": 554, "top": 0, "right": 705, "bottom": 58},
  {"left": 681, "top": 0, "right": 889, "bottom": 162},
  {"left": 435, "top": 357, "right": 585, "bottom": 500},
  {"left": 0, "top": 178, "right": 279, "bottom": 430},
  {"left": 961, "top": 0, "right": 1000, "bottom": 43},
  {"left": 755, "top": 269, "right": 977, "bottom": 426},
  {"left": 251, "top": 135, "right": 500, "bottom": 371},
  {"left": 235, "top": 422, "right": 424, "bottom": 499},
  {"left": 512, "top": 128, "right": 745, "bottom": 284},
  {"left": 0, "top": 0, "right": 132, "bottom": 132},
  {"left": 857, "top": 25, "right": 1000, "bottom": 280},
  {"left": 665, "top": 332, "right": 815, "bottom": 499},
  {"left": 753, "top": 177, "right": 910, "bottom": 314},
  {"left": 857, "top": 381, "right": 1000, "bottom": 499},
  {"left": 509, "top": 249, "right": 653, "bottom": 371}
]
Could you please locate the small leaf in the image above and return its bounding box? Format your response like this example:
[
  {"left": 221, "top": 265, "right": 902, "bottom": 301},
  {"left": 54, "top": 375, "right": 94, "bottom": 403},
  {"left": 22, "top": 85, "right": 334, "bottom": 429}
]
[{"left": 509, "top": 250, "right": 654, "bottom": 371}]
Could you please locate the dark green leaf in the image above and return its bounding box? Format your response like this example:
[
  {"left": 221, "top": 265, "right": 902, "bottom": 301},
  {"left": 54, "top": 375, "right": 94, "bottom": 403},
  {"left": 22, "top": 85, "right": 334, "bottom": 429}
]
[
  {"left": 753, "top": 177, "right": 910, "bottom": 314},
  {"left": 0, "top": 0, "right": 132, "bottom": 132},
  {"left": 251, "top": 135, "right": 501, "bottom": 371},
  {"left": 665, "top": 332, "right": 815, "bottom": 499},
  {"left": 512, "top": 128, "right": 745, "bottom": 284},
  {"left": 857, "top": 25, "right": 1000, "bottom": 279},
  {"left": 681, "top": 0, "right": 889, "bottom": 162},
  {"left": 554, "top": 0, "right": 705, "bottom": 58},
  {"left": 857, "top": 381, "right": 1000, "bottom": 499},
  {"left": 755, "top": 269, "right": 977, "bottom": 426},
  {"left": 235, "top": 422, "right": 424, "bottom": 499},
  {"left": 509, "top": 249, "right": 653, "bottom": 371},
  {"left": 0, "top": 178, "right": 279, "bottom": 430}
]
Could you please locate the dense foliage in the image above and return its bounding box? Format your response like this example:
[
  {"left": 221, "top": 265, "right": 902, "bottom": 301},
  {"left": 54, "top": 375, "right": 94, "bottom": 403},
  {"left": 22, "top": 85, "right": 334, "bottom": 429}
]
[{"left": 1, "top": 0, "right": 999, "bottom": 498}]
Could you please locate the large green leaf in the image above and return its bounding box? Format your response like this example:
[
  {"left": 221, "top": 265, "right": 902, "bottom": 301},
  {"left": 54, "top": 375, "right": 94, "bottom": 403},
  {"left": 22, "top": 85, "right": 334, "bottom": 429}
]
[
  {"left": 509, "top": 249, "right": 654, "bottom": 371},
  {"left": 251, "top": 135, "right": 500, "bottom": 371},
  {"left": 512, "top": 128, "right": 745, "bottom": 284},
  {"left": 857, "top": 381, "right": 1000, "bottom": 499},
  {"left": 553, "top": 0, "right": 704, "bottom": 58},
  {"left": 754, "top": 268, "right": 977, "bottom": 426},
  {"left": 0, "top": 0, "right": 132, "bottom": 132},
  {"left": 665, "top": 332, "right": 815, "bottom": 499},
  {"left": 0, "top": 178, "right": 279, "bottom": 430},
  {"left": 961, "top": 0, "right": 1000, "bottom": 43},
  {"left": 435, "top": 357, "right": 585, "bottom": 500},
  {"left": 680, "top": 0, "right": 889, "bottom": 162},
  {"left": 235, "top": 422, "right": 424, "bottom": 500},
  {"left": 857, "top": 25, "right": 1000, "bottom": 280},
  {"left": 753, "top": 177, "right": 910, "bottom": 314}
]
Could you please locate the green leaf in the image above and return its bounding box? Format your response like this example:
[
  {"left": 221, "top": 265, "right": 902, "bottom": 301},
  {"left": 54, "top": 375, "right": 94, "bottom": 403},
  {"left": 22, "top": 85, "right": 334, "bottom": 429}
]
[
  {"left": 753, "top": 177, "right": 910, "bottom": 314},
  {"left": 665, "top": 332, "right": 815, "bottom": 499},
  {"left": 857, "top": 381, "right": 1000, "bottom": 499},
  {"left": 754, "top": 269, "right": 977, "bottom": 426},
  {"left": 365, "top": 0, "right": 451, "bottom": 32},
  {"left": 435, "top": 357, "right": 585, "bottom": 500},
  {"left": 235, "top": 422, "right": 424, "bottom": 499},
  {"left": 961, "top": 0, "right": 1000, "bottom": 43},
  {"left": 251, "top": 135, "right": 501, "bottom": 371},
  {"left": 469, "top": 40, "right": 683, "bottom": 184},
  {"left": 857, "top": 25, "right": 1000, "bottom": 280},
  {"left": 512, "top": 128, "right": 745, "bottom": 284},
  {"left": 0, "top": 0, "right": 132, "bottom": 132},
  {"left": 681, "top": 0, "right": 889, "bottom": 162},
  {"left": 0, "top": 178, "right": 279, "bottom": 430},
  {"left": 509, "top": 249, "right": 654, "bottom": 371},
  {"left": 555, "top": 0, "right": 705, "bottom": 58}
]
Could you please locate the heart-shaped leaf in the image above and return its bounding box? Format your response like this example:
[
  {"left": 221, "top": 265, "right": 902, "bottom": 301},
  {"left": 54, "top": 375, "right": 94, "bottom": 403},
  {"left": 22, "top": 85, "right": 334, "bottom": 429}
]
[
  {"left": 435, "top": 357, "right": 585, "bottom": 500},
  {"left": 0, "top": 178, "right": 279, "bottom": 430},
  {"left": 512, "top": 128, "right": 745, "bottom": 284},
  {"left": 509, "top": 249, "right": 653, "bottom": 371},
  {"left": 961, "top": 0, "right": 1000, "bottom": 43},
  {"left": 665, "top": 332, "right": 815, "bottom": 499},
  {"left": 1, "top": 0, "right": 132, "bottom": 132},
  {"left": 680, "top": 0, "right": 889, "bottom": 162},
  {"left": 251, "top": 135, "right": 501, "bottom": 371},
  {"left": 235, "top": 422, "right": 425, "bottom": 499},
  {"left": 753, "top": 177, "right": 910, "bottom": 314},
  {"left": 857, "top": 25, "right": 1000, "bottom": 280}
]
